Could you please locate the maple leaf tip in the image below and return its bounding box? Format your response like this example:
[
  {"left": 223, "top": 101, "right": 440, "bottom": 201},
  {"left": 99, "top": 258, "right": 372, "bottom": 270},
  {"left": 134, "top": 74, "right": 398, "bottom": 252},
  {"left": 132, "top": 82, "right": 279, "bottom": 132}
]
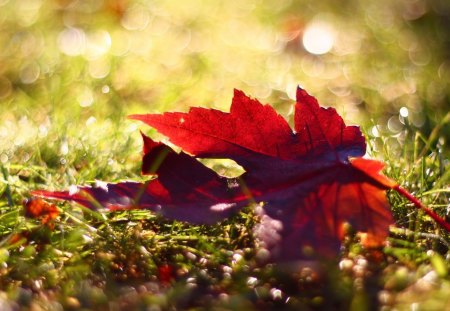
[
  {"left": 295, "top": 85, "right": 310, "bottom": 102},
  {"left": 139, "top": 131, "right": 163, "bottom": 154},
  {"left": 128, "top": 114, "right": 150, "bottom": 122},
  {"left": 127, "top": 114, "right": 139, "bottom": 120},
  {"left": 233, "top": 88, "right": 246, "bottom": 98}
]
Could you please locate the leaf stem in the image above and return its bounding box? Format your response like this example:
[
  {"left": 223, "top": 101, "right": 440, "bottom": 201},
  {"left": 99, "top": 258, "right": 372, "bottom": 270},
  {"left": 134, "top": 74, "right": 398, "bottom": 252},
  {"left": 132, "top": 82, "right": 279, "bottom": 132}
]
[{"left": 394, "top": 185, "right": 450, "bottom": 232}]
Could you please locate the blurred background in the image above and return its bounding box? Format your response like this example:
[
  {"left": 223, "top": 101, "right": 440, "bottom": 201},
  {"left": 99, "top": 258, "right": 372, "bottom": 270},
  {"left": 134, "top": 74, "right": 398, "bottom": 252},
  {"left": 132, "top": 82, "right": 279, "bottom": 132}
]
[{"left": 0, "top": 0, "right": 449, "bottom": 171}]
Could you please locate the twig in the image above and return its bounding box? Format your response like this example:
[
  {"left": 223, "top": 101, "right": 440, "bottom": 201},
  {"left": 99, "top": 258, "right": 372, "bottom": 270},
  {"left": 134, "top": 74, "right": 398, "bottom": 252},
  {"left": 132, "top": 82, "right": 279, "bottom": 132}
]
[{"left": 394, "top": 185, "right": 450, "bottom": 232}]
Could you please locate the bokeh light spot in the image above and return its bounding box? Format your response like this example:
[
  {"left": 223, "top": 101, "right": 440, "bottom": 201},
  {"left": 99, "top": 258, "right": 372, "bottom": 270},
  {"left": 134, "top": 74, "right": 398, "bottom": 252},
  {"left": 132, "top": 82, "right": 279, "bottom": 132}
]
[
  {"left": 58, "top": 27, "right": 86, "bottom": 56},
  {"left": 85, "top": 30, "right": 112, "bottom": 60},
  {"left": 121, "top": 5, "right": 150, "bottom": 31},
  {"left": 77, "top": 86, "right": 94, "bottom": 107},
  {"left": 302, "top": 20, "right": 335, "bottom": 55},
  {"left": 20, "top": 62, "right": 40, "bottom": 84},
  {"left": 89, "top": 58, "right": 111, "bottom": 79}
]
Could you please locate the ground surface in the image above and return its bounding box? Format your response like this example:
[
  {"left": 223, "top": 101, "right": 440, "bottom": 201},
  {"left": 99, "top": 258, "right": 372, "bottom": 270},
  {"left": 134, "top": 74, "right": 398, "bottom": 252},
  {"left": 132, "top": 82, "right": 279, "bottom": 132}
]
[{"left": 0, "top": 0, "right": 449, "bottom": 310}]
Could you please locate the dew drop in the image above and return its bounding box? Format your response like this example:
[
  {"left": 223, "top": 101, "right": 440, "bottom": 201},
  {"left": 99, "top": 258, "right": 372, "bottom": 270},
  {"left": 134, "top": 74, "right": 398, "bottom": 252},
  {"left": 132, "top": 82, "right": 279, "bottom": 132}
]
[
  {"left": 86, "top": 116, "right": 97, "bottom": 126},
  {"left": 185, "top": 252, "right": 197, "bottom": 261},
  {"left": 371, "top": 125, "right": 380, "bottom": 137},
  {"left": 38, "top": 124, "right": 48, "bottom": 137},
  {"left": 60, "top": 141, "right": 69, "bottom": 155},
  {"left": 0, "top": 153, "right": 8, "bottom": 163},
  {"left": 232, "top": 253, "right": 243, "bottom": 264},
  {"left": 77, "top": 87, "right": 94, "bottom": 107},
  {"left": 210, "top": 203, "right": 235, "bottom": 212},
  {"left": 247, "top": 277, "right": 258, "bottom": 287},
  {"left": 68, "top": 185, "right": 78, "bottom": 195},
  {"left": 270, "top": 288, "right": 283, "bottom": 300},
  {"left": 339, "top": 259, "right": 354, "bottom": 271},
  {"left": 399, "top": 107, "right": 409, "bottom": 118}
]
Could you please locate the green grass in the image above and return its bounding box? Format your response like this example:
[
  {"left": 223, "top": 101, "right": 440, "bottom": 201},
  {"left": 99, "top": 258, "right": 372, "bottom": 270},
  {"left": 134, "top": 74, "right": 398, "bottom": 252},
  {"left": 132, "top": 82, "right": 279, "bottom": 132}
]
[{"left": 0, "top": 0, "right": 449, "bottom": 310}]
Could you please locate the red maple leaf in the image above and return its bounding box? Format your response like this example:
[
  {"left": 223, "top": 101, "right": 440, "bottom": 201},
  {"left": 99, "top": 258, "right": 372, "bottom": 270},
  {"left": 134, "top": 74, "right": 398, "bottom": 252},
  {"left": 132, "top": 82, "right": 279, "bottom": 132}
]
[{"left": 32, "top": 87, "right": 450, "bottom": 260}]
